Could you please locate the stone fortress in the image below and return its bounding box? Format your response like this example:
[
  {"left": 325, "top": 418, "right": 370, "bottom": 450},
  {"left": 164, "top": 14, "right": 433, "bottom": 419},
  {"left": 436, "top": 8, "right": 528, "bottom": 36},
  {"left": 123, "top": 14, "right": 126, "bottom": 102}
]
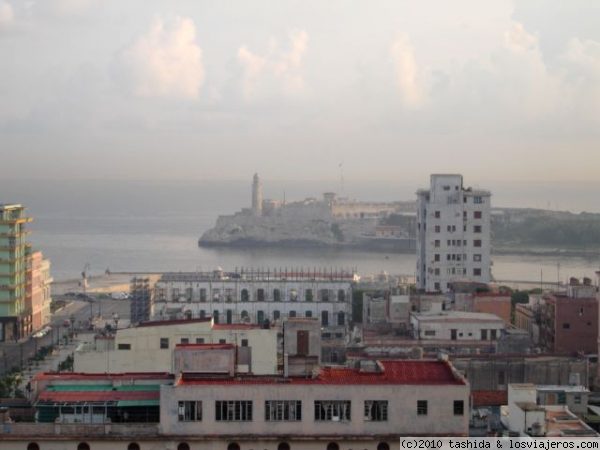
[{"left": 199, "top": 174, "right": 416, "bottom": 251}]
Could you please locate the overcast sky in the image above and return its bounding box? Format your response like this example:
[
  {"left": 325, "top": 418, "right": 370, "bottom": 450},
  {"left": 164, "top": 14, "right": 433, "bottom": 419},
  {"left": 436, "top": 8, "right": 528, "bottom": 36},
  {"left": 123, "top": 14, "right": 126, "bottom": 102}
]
[{"left": 1, "top": 0, "right": 599, "bottom": 184}]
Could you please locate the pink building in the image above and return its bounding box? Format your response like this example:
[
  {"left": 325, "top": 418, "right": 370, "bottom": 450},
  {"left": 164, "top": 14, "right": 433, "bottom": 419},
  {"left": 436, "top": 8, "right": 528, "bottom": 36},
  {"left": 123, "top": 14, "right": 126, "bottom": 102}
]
[{"left": 26, "top": 251, "right": 52, "bottom": 332}]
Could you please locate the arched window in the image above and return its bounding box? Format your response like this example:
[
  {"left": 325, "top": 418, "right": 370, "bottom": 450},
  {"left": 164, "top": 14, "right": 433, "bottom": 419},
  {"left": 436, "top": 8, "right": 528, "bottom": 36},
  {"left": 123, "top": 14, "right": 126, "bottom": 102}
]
[
  {"left": 177, "top": 443, "right": 190, "bottom": 450},
  {"left": 256, "top": 288, "right": 265, "bottom": 301},
  {"left": 27, "top": 444, "right": 40, "bottom": 450},
  {"left": 77, "top": 443, "right": 90, "bottom": 450},
  {"left": 278, "top": 443, "right": 291, "bottom": 450},
  {"left": 257, "top": 310, "right": 265, "bottom": 324},
  {"left": 273, "top": 289, "right": 281, "bottom": 302},
  {"left": 326, "top": 443, "right": 339, "bottom": 450},
  {"left": 227, "top": 444, "right": 241, "bottom": 450},
  {"left": 241, "top": 310, "right": 249, "bottom": 321},
  {"left": 378, "top": 443, "right": 391, "bottom": 450},
  {"left": 241, "top": 289, "right": 249, "bottom": 302},
  {"left": 337, "top": 311, "right": 345, "bottom": 326},
  {"left": 128, "top": 443, "right": 141, "bottom": 450},
  {"left": 337, "top": 289, "right": 345, "bottom": 302}
]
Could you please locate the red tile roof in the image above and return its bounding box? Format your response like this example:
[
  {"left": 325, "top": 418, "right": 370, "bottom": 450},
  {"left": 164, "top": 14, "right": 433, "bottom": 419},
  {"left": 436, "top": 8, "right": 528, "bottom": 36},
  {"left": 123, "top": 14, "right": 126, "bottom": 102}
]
[
  {"left": 178, "top": 360, "right": 465, "bottom": 386},
  {"left": 472, "top": 390, "right": 507, "bottom": 407},
  {"left": 38, "top": 390, "right": 159, "bottom": 403}
]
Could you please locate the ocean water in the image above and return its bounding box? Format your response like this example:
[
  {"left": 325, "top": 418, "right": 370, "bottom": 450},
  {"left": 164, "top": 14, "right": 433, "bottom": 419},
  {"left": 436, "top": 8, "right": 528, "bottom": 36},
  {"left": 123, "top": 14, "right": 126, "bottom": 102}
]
[{"left": 1, "top": 179, "right": 599, "bottom": 282}]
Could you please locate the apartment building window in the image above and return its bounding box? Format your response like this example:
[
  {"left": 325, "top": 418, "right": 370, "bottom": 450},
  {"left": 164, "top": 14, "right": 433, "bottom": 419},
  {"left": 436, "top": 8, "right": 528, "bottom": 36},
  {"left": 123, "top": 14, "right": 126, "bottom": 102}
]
[
  {"left": 491, "top": 329, "right": 497, "bottom": 340},
  {"left": 474, "top": 196, "right": 483, "bottom": 204},
  {"left": 199, "top": 310, "right": 206, "bottom": 319},
  {"left": 241, "top": 289, "right": 249, "bottom": 302},
  {"left": 305, "top": 310, "right": 313, "bottom": 318},
  {"left": 447, "top": 240, "right": 451, "bottom": 246},
  {"left": 320, "top": 289, "right": 330, "bottom": 302},
  {"left": 305, "top": 289, "right": 313, "bottom": 302},
  {"left": 481, "top": 329, "right": 487, "bottom": 340},
  {"left": 434, "top": 268, "right": 440, "bottom": 276},
  {"left": 473, "top": 268, "right": 482, "bottom": 276},
  {"left": 265, "top": 400, "right": 302, "bottom": 421},
  {"left": 117, "top": 343, "right": 131, "bottom": 350},
  {"left": 473, "top": 225, "right": 482, "bottom": 233},
  {"left": 314, "top": 400, "right": 351, "bottom": 421},
  {"left": 337, "top": 290, "right": 346, "bottom": 302},
  {"left": 178, "top": 400, "right": 202, "bottom": 421},
  {"left": 417, "top": 400, "right": 428, "bottom": 415},
  {"left": 473, "top": 240, "right": 482, "bottom": 247},
  {"left": 562, "top": 323, "right": 570, "bottom": 329},
  {"left": 256, "top": 289, "right": 265, "bottom": 302},
  {"left": 196, "top": 338, "right": 204, "bottom": 344},
  {"left": 273, "top": 289, "right": 281, "bottom": 302},
  {"left": 473, "top": 254, "right": 482, "bottom": 262},
  {"left": 424, "top": 330, "right": 436, "bottom": 337},
  {"left": 213, "top": 289, "right": 220, "bottom": 302},
  {"left": 219, "top": 339, "right": 226, "bottom": 344},
  {"left": 180, "top": 338, "right": 189, "bottom": 345},
  {"left": 474, "top": 211, "right": 482, "bottom": 219},
  {"left": 434, "top": 240, "right": 440, "bottom": 248},
  {"left": 199, "top": 288, "right": 207, "bottom": 302},
  {"left": 172, "top": 288, "right": 180, "bottom": 301},
  {"left": 434, "top": 225, "right": 440, "bottom": 233},
  {"left": 453, "top": 400, "right": 464, "bottom": 416},
  {"left": 434, "top": 254, "right": 440, "bottom": 262},
  {"left": 364, "top": 400, "right": 388, "bottom": 421},
  {"left": 160, "top": 338, "right": 169, "bottom": 349},
  {"left": 289, "top": 310, "right": 297, "bottom": 318},
  {"left": 241, "top": 339, "right": 248, "bottom": 347},
  {"left": 290, "top": 289, "right": 298, "bottom": 301},
  {"left": 434, "top": 282, "right": 440, "bottom": 291},
  {"left": 434, "top": 211, "right": 440, "bottom": 218},
  {"left": 273, "top": 310, "right": 281, "bottom": 321},
  {"left": 321, "top": 310, "right": 329, "bottom": 326},
  {"left": 215, "top": 401, "right": 253, "bottom": 421}
]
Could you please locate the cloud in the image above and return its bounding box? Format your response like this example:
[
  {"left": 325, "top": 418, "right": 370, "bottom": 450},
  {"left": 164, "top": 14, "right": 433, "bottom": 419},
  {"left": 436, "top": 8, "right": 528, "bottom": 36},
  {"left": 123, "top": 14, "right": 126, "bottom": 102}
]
[
  {"left": 114, "top": 16, "right": 205, "bottom": 100},
  {"left": 390, "top": 35, "right": 425, "bottom": 108},
  {"left": 0, "top": 1, "right": 14, "bottom": 29},
  {"left": 237, "top": 30, "right": 309, "bottom": 100}
]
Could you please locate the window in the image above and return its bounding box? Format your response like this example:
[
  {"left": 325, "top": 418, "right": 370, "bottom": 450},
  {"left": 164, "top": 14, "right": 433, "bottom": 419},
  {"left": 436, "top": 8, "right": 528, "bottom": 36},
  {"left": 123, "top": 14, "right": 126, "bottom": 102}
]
[
  {"left": 337, "top": 312, "right": 345, "bottom": 326},
  {"left": 453, "top": 400, "right": 464, "bottom": 416},
  {"left": 118, "top": 343, "right": 131, "bottom": 350},
  {"left": 562, "top": 323, "right": 570, "bottom": 329},
  {"left": 320, "top": 289, "right": 330, "bottom": 302},
  {"left": 199, "top": 310, "right": 206, "bottom": 319},
  {"left": 160, "top": 338, "right": 169, "bottom": 349},
  {"left": 289, "top": 289, "right": 298, "bottom": 301},
  {"left": 364, "top": 401, "right": 388, "bottom": 421},
  {"left": 180, "top": 338, "right": 189, "bottom": 345},
  {"left": 289, "top": 310, "right": 297, "bottom": 318},
  {"left": 227, "top": 444, "right": 240, "bottom": 450},
  {"left": 199, "top": 288, "right": 207, "bottom": 302},
  {"left": 241, "top": 339, "right": 248, "bottom": 347},
  {"left": 424, "top": 330, "right": 436, "bottom": 337},
  {"left": 213, "top": 310, "right": 219, "bottom": 324},
  {"left": 196, "top": 338, "right": 204, "bottom": 344},
  {"left": 212, "top": 289, "right": 220, "bottom": 302},
  {"left": 417, "top": 400, "right": 428, "bottom": 415},
  {"left": 574, "top": 395, "right": 581, "bottom": 404},
  {"left": 278, "top": 444, "right": 291, "bottom": 450},
  {"left": 474, "top": 196, "right": 483, "bottom": 204},
  {"left": 177, "top": 444, "right": 190, "bottom": 450},
  {"left": 473, "top": 268, "right": 481, "bottom": 276},
  {"left": 434, "top": 240, "right": 440, "bottom": 247},
  {"left": 327, "top": 444, "right": 340, "bottom": 450},
  {"left": 219, "top": 339, "right": 226, "bottom": 344},
  {"left": 273, "top": 289, "right": 281, "bottom": 302},
  {"left": 473, "top": 254, "right": 482, "bottom": 262},
  {"left": 434, "top": 225, "right": 440, "bottom": 233},
  {"left": 337, "top": 289, "right": 346, "bottom": 302},
  {"left": 77, "top": 444, "right": 90, "bottom": 450},
  {"left": 215, "top": 401, "right": 253, "bottom": 421},
  {"left": 491, "top": 329, "right": 497, "bottom": 340},
  {"left": 178, "top": 401, "right": 202, "bottom": 421},
  {"left": 273, "top": 310, "right": 281, "bottom": 321},
  {"left": 265, "top": 400, "right": 302, "bottom": 421},
  {"left": 256, "top": 288, "right": 265, "bottom": 301},
  {"left": 27, "top": 444, "right": 40, "bottom": 450},
  {"left": 434, "top": 282, "right": 440, "bottom": 291},
  {"left": 434, "top": 268, "right": 440, "bottom": 276},
  {"left": 498, "top": 371, "right": 505, "bottom": 385},
  {"left": 321, "top": 310, "right": 329, "bottom": 326},
  {"left": 305, "top": 289, "right": 313, "bottom": 302},
  {"left": 481, "top": 329, "right": 487, "bottom": 340},
  {"left": 434, "top": 211, "right": 441, "bottom": 218},
  {"left": 241, "top": 289, "right": 249, "bottom": 302},
  {"left": 314, "top": 400, "right": 351, "bottom": 421},
  {"left": 474, "top": 225, "right": 482, "bottom": 233},
  {"left": 305, "top": 310, "right": 312, "bottom": 318},
  {"left": 474, "top": 211, "right": 482, "bottom": 219},
  {"left": 473, "top": 240, "right": 482, "bottom": 247}
]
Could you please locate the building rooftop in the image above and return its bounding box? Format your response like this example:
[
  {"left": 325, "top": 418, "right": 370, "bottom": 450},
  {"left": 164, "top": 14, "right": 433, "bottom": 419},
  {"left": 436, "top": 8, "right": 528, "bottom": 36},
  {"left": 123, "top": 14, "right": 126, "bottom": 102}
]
[
  {"left": 412, "top": 311, "right": 504, "bottom": 322},
  {"left": 537, "top": 385, "right": 589, "bottom": 393},
  {"left": 177, "top": 360, "right": 465, "bottom": 386},
  {"left": 33, "top": 372, "right": 174, "bottom": 382},
  {"left": 37, "top": 390, "right": 159, "bottom": 404},
  {"left": 175, "top": 343, "right": 235, "bottom": 350},
  {"left": 159, "top": 269, "right": 358, "bottom": 283},
  {"left": 137, "top": 318, "right": 212, "bottom": 328}
]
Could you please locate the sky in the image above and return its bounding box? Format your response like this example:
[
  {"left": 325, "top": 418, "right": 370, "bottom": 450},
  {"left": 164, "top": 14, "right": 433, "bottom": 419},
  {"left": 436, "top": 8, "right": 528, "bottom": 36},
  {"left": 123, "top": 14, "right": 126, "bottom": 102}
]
[{"left": 1, "top": 0, "right": 599, "bottom": 185}]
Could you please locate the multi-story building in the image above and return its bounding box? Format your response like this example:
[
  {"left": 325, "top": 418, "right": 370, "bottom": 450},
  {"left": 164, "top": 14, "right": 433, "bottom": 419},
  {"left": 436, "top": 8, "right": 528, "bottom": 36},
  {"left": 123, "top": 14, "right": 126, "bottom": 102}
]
[
  {"left": 26, "top": 250, "right": 53, "bottom": 332},
  {"left": 416, "top": 174, "right": 492, "bottom": 292},
  {"left": 411, "top": 311, "right": 505, "bottom": 344},
  {"left": 539, "top": 279, "right": 598, "bottom": 354},
  {"left": 0, "top": 204, "right": 32, "bottom": 341}
]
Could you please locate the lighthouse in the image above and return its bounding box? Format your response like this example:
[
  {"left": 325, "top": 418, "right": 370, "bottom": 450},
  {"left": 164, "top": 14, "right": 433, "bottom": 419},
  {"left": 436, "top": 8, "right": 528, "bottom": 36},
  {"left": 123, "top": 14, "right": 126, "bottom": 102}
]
[{"left": 252, "top": 173, "right": 263, "bottom": 216}]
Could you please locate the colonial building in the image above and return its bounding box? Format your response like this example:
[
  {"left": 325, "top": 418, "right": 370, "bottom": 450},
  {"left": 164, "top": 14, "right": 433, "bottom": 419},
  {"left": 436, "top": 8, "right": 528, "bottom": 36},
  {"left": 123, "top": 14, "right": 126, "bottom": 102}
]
[{"left": 416, "top": 174, "right": 492, "bottom": 293}]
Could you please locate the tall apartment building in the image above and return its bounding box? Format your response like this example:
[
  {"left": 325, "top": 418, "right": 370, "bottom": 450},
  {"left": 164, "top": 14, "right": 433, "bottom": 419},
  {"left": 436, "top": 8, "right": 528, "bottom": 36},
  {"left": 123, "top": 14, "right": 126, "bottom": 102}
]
[
  {"left": 26, "top": 250, "right": 53, "bottom": 332},
  {"left": 416, "top": 174, "right": 491, "bottom": 292},
  {"left": 0, "top": 204, "right": 32, "bottom": 341}
]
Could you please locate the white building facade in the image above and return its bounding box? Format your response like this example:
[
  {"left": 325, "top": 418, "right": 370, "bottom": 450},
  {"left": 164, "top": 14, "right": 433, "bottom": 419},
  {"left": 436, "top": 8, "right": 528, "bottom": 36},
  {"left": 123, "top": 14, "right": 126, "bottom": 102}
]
[{"left": 416, "top": 174, "right": 492, "bottom": 292}]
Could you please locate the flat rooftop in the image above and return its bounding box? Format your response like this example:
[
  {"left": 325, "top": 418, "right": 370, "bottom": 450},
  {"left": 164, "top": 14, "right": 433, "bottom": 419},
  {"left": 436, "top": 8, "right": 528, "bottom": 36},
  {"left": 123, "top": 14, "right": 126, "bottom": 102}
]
[
  {"left": 177, "top": 360, "right": 466, "bottom": 386},
  {"left": 412, "top": 311, "right": 504, "bottom": 322},
  {"left": 159, "top": 270, "right": 357, "bottom": 283}
]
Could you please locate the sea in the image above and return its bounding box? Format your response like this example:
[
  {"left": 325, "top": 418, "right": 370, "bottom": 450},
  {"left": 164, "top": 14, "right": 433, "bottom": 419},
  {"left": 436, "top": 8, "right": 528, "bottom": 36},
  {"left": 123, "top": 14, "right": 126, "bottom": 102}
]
[{"left": 1, "top": 179, "right": 599, "bottom": 283}]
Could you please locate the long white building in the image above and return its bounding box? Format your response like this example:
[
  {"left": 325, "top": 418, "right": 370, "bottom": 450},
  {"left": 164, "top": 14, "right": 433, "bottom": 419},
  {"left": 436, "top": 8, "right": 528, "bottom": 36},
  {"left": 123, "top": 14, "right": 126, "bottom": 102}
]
[{"left": 416, "top": 174, "right": 492, "bottom": 292}]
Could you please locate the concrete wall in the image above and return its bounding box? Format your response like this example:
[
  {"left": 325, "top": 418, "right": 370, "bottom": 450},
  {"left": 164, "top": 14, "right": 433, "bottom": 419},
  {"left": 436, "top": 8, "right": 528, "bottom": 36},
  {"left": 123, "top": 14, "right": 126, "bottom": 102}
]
[
  {"left": 411, "top": 314, "right": 504, "bottom": 341},
  {"left": 160, "top": 382, "right": 469, "bottom": 437}
]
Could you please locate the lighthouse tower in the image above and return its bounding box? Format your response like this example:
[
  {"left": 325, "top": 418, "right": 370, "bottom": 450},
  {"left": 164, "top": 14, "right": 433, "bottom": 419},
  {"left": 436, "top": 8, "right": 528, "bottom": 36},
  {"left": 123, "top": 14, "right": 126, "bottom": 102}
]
[{"left": 252, "top": 173, "right": 263, "bottom": 216}]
